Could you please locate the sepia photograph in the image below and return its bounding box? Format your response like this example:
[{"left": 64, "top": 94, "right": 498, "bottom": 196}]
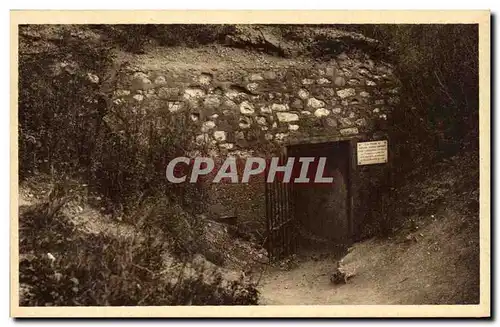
[{"left": 10, "top": 10, "right": 490, "bottom": 318}]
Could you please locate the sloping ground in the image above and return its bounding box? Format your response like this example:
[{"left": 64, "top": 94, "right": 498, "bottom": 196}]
[
  {"left": 259, "top": 153, "right": 480, "bottom": 305},
  {"left": 20, "top": 24, "right": 387, "bottom": 60},
  {"left": 18, "top": 175, "right": 267, "bottom": 271},
  {"left": 116, "top": 45, "right": 315, "bottom": 71},
  {"left": 259, "top": 208, "right": 478, "bottom": 305},
  {"left": 18, "top": 176, "right": 139, "bottom": 241},
  {"left": 17, "top": 175, "right": 267, "bottom": 305}
]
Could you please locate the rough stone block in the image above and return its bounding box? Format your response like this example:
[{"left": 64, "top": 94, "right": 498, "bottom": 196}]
[
  {"left": 348, "top": 78, "right": 361, "bottom": 86},
  {"left": 184, "top": 88, "right": 206, "bottom": 99},
  {"left": 275, "top": 133, "right": 288, "bottom": 141},
  {"left": 255, "top": 116, "right": 267, "bottom": 126},
  {"left": 214, "top": 131, "right": 227, "bottom": 142},
  {"left": 355, "top": 118, "right": 367, "bottom": 126},
  {"left": 198, "top": 73, "right": 213, "bottom": 85},
  {"left": 235, "top": 131, "right": 245, "bottom": 140},
  {"left": 325, "top": 67, "right": 336, "bottom": 77},
  {"left": 158, "top": 87, "right": 180, "bottom": 99},
  {"left": 87, "top": 73, "right": 99, "bottom": 84},
  {"left": 337, "top": 53, "right": 348, "bottom": 60},
  {"left": 225, "top": 89, "right": 243, "bottom": 100},
  {"left": 154, "top": 76, "right": 167, "bottom": 85},
  {"left": 263, "top": 71, "right": 277, "bottom": 79},
  {"left": 277, "top": 112, "right": 299, "bottom": 122},
  {"left": 133, "top": 72, "right": 149, "bottom": 80},
  {"left": 203, "top": 95, "right": 221, "bottom": 109},
  {"left": 298, "top": 89, "right": 310, "bottom": 99},
  {"left": 290, "top": 98, "right": 303, "bottom": 109},
  {"left": 324, "top": 88, "right": 336, "bottom": 97},
  {"left": 115, "top": 89, "right": 131, "bottom": 97},
  {"left": 334, "top": 76, "right": 346, "bottom": 87},
  {"left": 196, "top": 133, "right": 210, "bottom": 144},
  {"left": 247, "top": 82, "right": 259, "bottom": 92},
  {"left": 314, "top": 108, "right": 330, "bottom": 118},
  {"left": 325, "top": 117, "right": 338, "bottom": 127},
  {"left": 239, "top": 117, "right": 251, "bottom": 129},
  {"left": 261, "top": 106, "right": 272, "bottom": 114},
  {"left": 307, "top": 97, "right": 326, "bottom": 109},
  {"left": 167, "top": 101, "right": 181, "bottom": 112},
  {"left": 201, "top": 121, "right": 216, "bottom": 132},
  {"left": 249, "top": 73, "right": 264, "bottom": 81},
  {"left": 240, "top": 101, "right": 255, "bottom": 115},
  {"left": 338, "top": 117, "right": 354, "bottom": 127},
  {"left": 133, "top": 94, "right": 144, "bottom": 102},
  {"left": 358, "top": 68, "right": 371, "bottom": 76},
  {"left": 271, "top": 103, "right": 289, "bottom": 112},
  {"left": 191, "top": 113, "right": 200, "bottom": 121},
  {"left": 340, "top": 127, "right": 359, "bottom": 136},
  {"left": 342, "top": 68, "right": 353, "bottom": 78},
  {"left": 337, "top": 88, "right": 356, "bottom": 98},
  {"left": 219, "top": 143, "right": 234, "bottom": 150}
]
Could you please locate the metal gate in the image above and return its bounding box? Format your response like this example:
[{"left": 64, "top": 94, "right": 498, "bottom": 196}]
[{"left": 264, "top": 149, "right": 296, "bottom": 261}]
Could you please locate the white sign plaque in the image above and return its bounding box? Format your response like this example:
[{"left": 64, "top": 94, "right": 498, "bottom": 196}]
[{"left": 357, "top": 140, "right": 388, "bottom": 165}]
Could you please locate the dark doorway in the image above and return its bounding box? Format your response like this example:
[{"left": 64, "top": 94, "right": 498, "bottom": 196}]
[{"left": 288, "top": 141, "right": 352, "bottom": 254}]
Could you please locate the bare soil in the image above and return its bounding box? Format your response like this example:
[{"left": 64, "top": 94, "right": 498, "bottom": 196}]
[{"left": 259, "top": 207, "right": 479, "bottom": 305}]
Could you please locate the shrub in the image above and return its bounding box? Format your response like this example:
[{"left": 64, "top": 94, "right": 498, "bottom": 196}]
[
  {"left": 19, "top": 198, "right": 259, "bottom": 306},
  {"left": 18, "top": 26, "right": 115, "bottom": 180},
  {"left": 134, "top": 196, "right": 226, "bottom": 266},
  {"left": 19, "top": 25, "right": 203, "bottom": 214}
]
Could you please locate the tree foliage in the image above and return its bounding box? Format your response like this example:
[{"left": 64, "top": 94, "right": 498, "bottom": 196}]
[{"left": 343, "top": 24, "right": 479, "bottom": 171}]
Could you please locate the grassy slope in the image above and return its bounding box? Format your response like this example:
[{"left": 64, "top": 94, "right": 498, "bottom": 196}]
[{"left": 18, "top": 175, "right": 264, "bottom": 306}]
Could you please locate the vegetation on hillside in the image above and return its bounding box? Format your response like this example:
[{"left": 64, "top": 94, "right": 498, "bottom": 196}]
[
  {"left": 19, "top": 199, "right": 258, "bottom": 306},
  {"left": 17, "top": 24, "right": 479, "bottom": 306}
]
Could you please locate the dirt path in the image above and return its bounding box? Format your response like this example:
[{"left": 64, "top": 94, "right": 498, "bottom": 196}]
[
  {"left": 259, "top": 208, "right": 479, "bottom": 305},
  {"left": 258, "top": 253, "right": 394, "bottom": 305}
]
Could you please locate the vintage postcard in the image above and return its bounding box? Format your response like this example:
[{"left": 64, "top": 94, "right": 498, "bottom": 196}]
[{"left": 10, "top": 10, "right": 490, "bottom": 318}]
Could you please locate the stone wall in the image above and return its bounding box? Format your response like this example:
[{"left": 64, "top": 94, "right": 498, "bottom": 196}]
[{"left": 108, "top": 46, "right": 400, "bottom": 241}]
